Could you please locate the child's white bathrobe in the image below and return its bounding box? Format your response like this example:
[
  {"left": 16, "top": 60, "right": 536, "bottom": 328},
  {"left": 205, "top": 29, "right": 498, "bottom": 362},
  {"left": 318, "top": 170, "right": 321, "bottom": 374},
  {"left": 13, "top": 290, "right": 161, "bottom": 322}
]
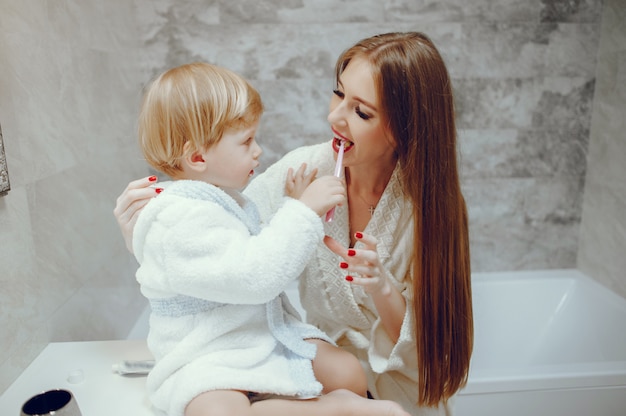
[{"left": 133, "top": 180, "right": 332, "bottom": 416}]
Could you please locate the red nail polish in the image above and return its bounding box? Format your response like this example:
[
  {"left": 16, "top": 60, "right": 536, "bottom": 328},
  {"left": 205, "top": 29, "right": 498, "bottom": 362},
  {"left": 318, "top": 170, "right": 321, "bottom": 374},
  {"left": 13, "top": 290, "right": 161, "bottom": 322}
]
[
  {"left": 355, "top": 232, "right": 363, "bottom": 239},
  {"left": 148, "top": 175, "right": 157, "bottom": 182},
  {"left": 346, "top": 276, "right": 354, "bottom": 282},
  {"left": 155, "top": 188, "right": 163, "bottom": 194},
  {"left": 347, "top": 249, "right": 356, "bottom": 257},
  {"left": 340, "top": 262, "right": 349, "bottom": 269}
]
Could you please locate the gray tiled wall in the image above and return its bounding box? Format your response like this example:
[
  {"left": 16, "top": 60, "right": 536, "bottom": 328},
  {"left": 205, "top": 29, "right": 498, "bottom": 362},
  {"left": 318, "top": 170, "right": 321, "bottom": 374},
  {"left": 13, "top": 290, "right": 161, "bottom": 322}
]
[{"left": 135, "top": 0, "right": 603, "bottom": 271}]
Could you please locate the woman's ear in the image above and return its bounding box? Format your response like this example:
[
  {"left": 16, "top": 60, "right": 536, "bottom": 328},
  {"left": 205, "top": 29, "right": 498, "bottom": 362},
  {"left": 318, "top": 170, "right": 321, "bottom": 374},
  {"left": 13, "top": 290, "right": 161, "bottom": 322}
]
[{"left": 182, "top": 141, "right": 207, "bottom": 172}]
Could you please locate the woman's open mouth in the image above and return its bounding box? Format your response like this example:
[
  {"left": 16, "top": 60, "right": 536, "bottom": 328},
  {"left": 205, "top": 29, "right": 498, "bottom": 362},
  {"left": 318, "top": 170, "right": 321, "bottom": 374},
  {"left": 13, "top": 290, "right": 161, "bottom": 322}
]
[{"left": 333, "top": 136, "right": 354, "bottom": 152}]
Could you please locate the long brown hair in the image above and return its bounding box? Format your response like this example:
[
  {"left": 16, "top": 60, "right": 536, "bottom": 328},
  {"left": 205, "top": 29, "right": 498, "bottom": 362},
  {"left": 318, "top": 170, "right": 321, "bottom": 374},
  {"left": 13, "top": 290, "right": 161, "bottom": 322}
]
[{"left": 335, "top": 32, "right": 473, "bottom": 406}]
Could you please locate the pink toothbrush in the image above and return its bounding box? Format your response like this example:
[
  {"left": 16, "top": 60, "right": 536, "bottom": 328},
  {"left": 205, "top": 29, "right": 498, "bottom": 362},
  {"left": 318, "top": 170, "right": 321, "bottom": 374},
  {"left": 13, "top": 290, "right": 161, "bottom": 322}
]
[{"left": 325, "top": 140, "right": 345, "bottom": 222}]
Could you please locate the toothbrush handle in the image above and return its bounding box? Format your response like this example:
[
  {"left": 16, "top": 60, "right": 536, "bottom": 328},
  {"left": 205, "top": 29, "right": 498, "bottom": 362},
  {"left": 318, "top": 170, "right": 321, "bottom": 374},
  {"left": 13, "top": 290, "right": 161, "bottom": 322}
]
[{"left": 325, "top": 142, "right": 344, "bottom": 223}]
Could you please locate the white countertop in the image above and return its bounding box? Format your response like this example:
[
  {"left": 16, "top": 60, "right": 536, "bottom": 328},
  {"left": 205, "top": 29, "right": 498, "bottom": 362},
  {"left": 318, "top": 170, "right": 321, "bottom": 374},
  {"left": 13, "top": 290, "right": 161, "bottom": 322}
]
[{"left": 0, "top": 340, "right": 156, "bottom": 415}]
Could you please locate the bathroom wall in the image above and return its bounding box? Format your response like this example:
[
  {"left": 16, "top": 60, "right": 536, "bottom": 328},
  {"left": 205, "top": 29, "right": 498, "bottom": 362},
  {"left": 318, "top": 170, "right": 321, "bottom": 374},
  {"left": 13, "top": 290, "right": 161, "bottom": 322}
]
[
  {"left": 0, "top": 0, "right": 616, "bottom": 394},
  {"left": 578, "top": 0, "right": 626, "bottom": 298},
  {"left": 133, "top": 0, "right": 603, "bottom": 272},
  {"left": 0, "top": 0, "right": 148, "bottom": 392}
]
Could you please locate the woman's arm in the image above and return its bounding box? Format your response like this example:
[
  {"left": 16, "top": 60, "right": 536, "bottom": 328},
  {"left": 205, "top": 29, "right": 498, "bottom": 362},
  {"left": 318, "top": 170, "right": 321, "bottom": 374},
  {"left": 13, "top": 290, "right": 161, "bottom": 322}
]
[
  {"left": 114, "top": 143, "right": 327, "bottom": 253},
  {"left": 324, "top": 233, "right": 406, "bottom": 343}
]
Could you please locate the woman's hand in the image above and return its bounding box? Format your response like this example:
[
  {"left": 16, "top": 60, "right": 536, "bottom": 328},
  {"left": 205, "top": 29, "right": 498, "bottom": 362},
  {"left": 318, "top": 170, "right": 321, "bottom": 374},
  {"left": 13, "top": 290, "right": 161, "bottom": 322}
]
[
  {"left": 285, "top": 163, "right": 318, "bottom": 200},
  {"left": 324, "top": 232, "right": 406, "bottom": 342},
  {"left": 324, "top": 232, "right": 392, "bottom": 296},
  {"left": 113, "top": 176, "right": 162, "bottom": 253}
]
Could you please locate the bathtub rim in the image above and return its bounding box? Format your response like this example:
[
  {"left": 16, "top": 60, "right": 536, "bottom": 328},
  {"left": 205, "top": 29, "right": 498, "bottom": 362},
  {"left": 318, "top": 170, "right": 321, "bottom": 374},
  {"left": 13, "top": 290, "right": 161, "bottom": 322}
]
[
  {"left": 462, "top": 268, "right": 626, "bottom": 395},
  {"left": 460, "top": 361, "right": 626, "bottom": 395}
]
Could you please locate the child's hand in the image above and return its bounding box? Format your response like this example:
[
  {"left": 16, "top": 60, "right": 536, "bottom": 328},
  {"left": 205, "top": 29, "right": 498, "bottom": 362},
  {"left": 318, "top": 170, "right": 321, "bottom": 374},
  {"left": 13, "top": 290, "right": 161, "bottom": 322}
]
[
  {"left": 285, "top": 163, "right": 318, "bottom": 199},
  {"left": 299, "top": 175, "right": 346, "bottom": 217}
]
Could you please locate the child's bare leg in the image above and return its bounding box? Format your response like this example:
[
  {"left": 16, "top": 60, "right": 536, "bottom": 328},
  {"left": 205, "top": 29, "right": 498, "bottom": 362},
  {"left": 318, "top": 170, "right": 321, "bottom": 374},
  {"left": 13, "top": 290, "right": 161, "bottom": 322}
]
[
  {"left": 252, "top": 389, "right": 411, "bottom": 416},
  {"left": 307, "top": 339, "right": 368, "bottom": 397},
  {"left": 186, "top": 389, "right": 410, "bottom": 416},
  {"left": 185, "top": 390, "right": 253, "bottom": 416}
]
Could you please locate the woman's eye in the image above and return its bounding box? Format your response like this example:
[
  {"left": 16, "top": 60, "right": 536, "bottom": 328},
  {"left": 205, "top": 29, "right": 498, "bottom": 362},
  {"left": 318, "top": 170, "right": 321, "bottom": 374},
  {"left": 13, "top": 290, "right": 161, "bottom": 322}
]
[
  {"left": 332, "top": 89, "right": 344, "bottom": 98},
  {"left": 356, "top": 106, "right": 371, "bottom": 120}
]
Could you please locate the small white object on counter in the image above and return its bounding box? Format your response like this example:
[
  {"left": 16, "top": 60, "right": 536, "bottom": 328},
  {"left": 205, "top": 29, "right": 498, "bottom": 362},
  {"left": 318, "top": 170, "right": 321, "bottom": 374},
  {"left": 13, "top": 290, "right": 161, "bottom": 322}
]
[{"left": 112, "top": 359, "right": 155, "bottom": 375}]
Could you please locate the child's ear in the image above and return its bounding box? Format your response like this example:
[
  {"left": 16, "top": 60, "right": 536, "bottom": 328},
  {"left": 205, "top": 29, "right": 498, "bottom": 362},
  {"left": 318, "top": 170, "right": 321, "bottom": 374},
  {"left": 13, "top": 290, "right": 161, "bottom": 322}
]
[{"left": 182, "top": 142, "right": 207, "bottom": 172}]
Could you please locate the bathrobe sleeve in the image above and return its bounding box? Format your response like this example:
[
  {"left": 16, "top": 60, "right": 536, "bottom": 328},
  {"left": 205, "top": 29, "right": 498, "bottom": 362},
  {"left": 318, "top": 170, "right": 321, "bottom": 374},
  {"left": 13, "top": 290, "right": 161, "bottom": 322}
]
[
  {"left": 368, "top": 271, "right": 418, "bottom": 373},
  {"left": 134, "top": 192, "right": 324, "bottom": 305},
  {"left": 244, "top": 142, "right": 332, "bottom": 223}
]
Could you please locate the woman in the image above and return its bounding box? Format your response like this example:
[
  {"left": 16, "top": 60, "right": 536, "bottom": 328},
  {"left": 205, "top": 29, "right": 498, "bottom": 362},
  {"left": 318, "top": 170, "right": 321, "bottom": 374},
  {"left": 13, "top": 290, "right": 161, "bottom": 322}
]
[{"left": 115, "top": 32, "right": 472, "bottom": 415}]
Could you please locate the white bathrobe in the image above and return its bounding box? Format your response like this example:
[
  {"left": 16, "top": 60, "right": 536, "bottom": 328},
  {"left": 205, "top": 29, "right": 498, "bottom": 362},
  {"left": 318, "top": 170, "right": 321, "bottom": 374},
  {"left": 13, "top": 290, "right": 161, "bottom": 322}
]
[
  {"left": 133, "top": 180, "right": 332, "bottom": 416},
  {"left": 244, "top": 141, "right": 454, "bottom": 416}
]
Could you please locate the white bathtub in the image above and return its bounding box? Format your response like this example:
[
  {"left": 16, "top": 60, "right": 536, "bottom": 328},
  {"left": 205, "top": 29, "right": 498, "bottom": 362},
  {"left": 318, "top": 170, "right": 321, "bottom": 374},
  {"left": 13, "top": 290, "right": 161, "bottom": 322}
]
[
  {"left": 127, "top": 269, "right": 626, "bottom": 415},
  {"left": 456, "top": 269, "right": 626, "bottom": 416}
]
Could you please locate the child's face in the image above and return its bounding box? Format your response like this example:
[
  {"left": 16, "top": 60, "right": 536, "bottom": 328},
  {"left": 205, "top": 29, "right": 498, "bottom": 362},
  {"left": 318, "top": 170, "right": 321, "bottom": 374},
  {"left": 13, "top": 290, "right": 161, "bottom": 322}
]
[{"left": 202, "top": 122, "right": 262, "bottom": 189}]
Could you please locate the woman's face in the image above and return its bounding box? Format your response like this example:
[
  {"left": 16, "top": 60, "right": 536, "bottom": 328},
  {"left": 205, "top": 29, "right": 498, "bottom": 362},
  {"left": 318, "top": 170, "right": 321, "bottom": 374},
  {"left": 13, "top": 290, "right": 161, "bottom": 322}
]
[{"left": 327, "top": 57, "right": 396, "bottom": 168}]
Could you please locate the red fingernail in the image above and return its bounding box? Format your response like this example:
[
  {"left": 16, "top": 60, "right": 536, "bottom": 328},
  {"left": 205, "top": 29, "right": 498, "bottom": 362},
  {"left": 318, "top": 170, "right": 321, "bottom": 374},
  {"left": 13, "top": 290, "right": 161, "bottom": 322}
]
[
  {"left": 348, "top": 249, "right": 356, "bottom": 256},
  {"left": 149, "top": 175, "right": 157, "bottom": 182},
  {"left": 346, "top": 276, "right": 354, "bottom": 282},
  {"left": 355, "top": 232, "right": 363, "bottom": 239},
  {"left": 340, "top": 262, "right": 349, "bottom": 269},
  {"left": 155, "top": 188, "right": 163, "bottom": 194}
]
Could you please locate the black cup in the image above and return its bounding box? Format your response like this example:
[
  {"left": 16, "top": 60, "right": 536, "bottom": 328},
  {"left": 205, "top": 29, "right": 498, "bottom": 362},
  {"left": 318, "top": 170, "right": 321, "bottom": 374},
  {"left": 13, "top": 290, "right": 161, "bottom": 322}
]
[{"left": 21, "top": 389, "right": 82, "bottom": 416}]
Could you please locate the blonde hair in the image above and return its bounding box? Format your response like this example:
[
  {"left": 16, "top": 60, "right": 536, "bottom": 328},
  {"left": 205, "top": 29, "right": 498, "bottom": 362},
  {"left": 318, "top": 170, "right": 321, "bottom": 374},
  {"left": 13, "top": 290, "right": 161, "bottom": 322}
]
[
  {"left": 138, "top": 62, "right": 263, "bottom": 177},
  {"left": 336, "top": 32, "right": 473, "bottom": 406}
]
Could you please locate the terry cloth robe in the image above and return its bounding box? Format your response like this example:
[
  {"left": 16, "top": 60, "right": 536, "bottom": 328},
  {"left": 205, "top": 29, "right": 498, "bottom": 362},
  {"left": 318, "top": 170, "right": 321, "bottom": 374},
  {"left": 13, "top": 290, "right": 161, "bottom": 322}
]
[
  {"left": 244, "top": 141, "right": 455, "bottom": 416},
  {"left": 133, "top": 180, "right": 333, "bottom": 416}
]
